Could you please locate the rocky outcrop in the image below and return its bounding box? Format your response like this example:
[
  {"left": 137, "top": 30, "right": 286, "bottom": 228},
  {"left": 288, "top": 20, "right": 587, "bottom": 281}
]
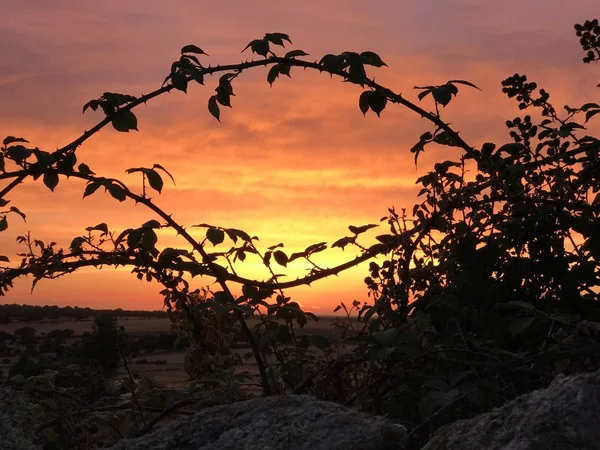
[
  {"left": 109, "top": 394, "right": 408, "bottom": 450},
  {"left": 8, "top": 368, "right": 600, "bottom": 450},
  {"left": 0, "top": 385, "right": 41, "bottom": 450},
  {"left": 422, "top": 369, "right": 600, "bottom": 450}
]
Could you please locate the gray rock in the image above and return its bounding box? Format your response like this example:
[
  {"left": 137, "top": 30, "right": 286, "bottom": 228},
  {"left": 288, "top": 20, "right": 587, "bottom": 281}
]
[
  {"left": 0, "top": 385, "right": 41, "bottom": 450},
  {"left": 109, "top": 394, "right": 408, "bottom": 450},
  {"left": 422, "top": 369, "right": 600, "bottom": 450}
]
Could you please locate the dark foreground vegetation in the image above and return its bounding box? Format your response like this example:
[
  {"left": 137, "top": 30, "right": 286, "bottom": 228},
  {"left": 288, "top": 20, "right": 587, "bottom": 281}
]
[{"left": 1, "top": 17, "right": 600, "bottom": 450}]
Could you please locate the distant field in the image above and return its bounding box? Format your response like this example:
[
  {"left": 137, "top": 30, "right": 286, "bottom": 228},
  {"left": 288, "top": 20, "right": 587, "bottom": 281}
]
[
  {"left": 1, "top": 315, "right": 354, "bottom": 389},
  {"left": 0, "top": 316, "right": 342, "bottom": 337}
]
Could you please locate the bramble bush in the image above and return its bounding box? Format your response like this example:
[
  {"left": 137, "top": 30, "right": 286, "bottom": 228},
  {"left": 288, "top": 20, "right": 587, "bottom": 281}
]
[{"left": 1, "top": 18, "right": 600, "bottom": 449}]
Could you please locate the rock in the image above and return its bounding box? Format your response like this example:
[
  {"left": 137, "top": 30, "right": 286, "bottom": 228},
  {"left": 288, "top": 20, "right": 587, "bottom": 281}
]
[
  {"left": 422, "top": 369, "right": 600, "bottom": 450},
  {"left": 109, "top": 394, "right": 408, "bottom": 450},
  {"left": 0, "top": 385, "right": 42, "bottom": 450}
]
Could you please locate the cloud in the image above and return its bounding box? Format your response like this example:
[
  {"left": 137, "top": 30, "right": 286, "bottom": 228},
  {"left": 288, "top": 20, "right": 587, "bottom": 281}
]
[{"left": 1, "top": 0, "right": 598, "bottom": 310}]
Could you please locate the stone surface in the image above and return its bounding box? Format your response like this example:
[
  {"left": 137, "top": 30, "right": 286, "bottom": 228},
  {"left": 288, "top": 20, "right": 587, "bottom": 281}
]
[
  {"left": 109, "top": 394, "right": 408, "bottom": 450},
  {"left": 0, "top": 385, "right": 41, "bottom": 450},
  {"left": 422, "top": 369, "right": 600, "bottom": 450}
]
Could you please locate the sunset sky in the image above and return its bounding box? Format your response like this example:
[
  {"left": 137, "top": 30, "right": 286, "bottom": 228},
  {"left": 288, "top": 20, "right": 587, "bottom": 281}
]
[{"left": 1, "top": 1, "right": 599, "bottom": 314}]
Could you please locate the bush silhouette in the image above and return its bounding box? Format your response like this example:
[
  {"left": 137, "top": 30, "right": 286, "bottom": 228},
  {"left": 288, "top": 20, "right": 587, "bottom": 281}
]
[{"left": 79, "top": 314, "right": 121, "bottom": 374}]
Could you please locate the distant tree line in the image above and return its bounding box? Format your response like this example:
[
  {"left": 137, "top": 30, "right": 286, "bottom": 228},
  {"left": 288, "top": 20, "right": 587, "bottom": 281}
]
[{"left": 0, "top": 304, "right": 167, "bottom": 324}]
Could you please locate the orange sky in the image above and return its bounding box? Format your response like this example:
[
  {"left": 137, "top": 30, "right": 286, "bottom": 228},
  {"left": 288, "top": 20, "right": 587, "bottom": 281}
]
[{"left": 1, "top": 1, "right": 599, "bottom": 314}]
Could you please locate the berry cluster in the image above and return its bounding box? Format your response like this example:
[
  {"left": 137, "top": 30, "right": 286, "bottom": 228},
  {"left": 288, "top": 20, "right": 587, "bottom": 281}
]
[
  {"left": 501, "top": 74, "right": 554, "bottom": 116},
  {"left": 575, "top": 19, "right": 600, "bottom": 63}
]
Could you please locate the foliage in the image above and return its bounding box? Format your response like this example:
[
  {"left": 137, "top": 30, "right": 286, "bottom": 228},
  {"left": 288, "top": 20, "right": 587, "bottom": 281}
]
[
  {"left": 9, "top": 349, "right": 48, "bottom": 379},
  {"left": 14, "top": 325, "right": 36, "bottom": 344},
  {"left": 0, "top": 18, "right": 599, "bottom": 449},
  {"left": 79, "top": 314, "right": 121, "bottom": 375},
  {"left": 172, "top": 288, "right": 254, "bottom": 398},
  {"left": 9, "top": 363, "right": 174, "bottom": 449}
]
